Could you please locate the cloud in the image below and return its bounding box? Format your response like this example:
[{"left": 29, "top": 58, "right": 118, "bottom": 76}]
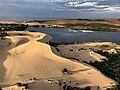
[
  {"left": 66, "top": 2, "right": 97, "bottom": 7},
  {"left": 0, "top": 0, "right": 120, "bottom": 12},
  {"left": 53, "top": 0, "right": 120, "bottom": 12},
  {"left": 103, "top": 6, "right": 120, "bottom": 12},
  {"left": 0, "top": 0, "right": 120, "bottom": 19}
]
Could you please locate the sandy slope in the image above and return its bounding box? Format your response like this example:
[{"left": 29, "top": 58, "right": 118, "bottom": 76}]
[
  {"left": 57, "top": 42, "right": 119, "bottom": 62},
  {"left": 0, "top": 31, "right": 117, "bottom": 90}
]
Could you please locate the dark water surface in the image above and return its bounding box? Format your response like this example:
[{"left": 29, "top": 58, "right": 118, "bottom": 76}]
[{"left": 27, "top": 27, "right": 120, "bottom": 44}]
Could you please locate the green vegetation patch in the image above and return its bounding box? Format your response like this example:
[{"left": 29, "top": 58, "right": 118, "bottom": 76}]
[
  {"left": 86, "top": 50, "right": 120, "bottom": 89},
  {"left": 0, "top": 24, "right": 28, "bottom": 31},
  {"left": 64, "top": 23, "right": 120, "bottom": 32}
]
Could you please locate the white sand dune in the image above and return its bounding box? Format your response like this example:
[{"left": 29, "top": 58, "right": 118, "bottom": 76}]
[
  {"left": 89, "top": 51, "right": 107, "bottom": 62},
  {"left": 0, "top": 31, "right": 117, "bottom": 90},
  {"left": 57, "top": 41, "right": 120, "bottom": 62}
]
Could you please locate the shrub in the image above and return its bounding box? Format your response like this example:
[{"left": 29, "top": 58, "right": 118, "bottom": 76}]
[
  {"left": 22, "top": 84, "right": 29, "bottom": 89},
  {"left": 66, "top": 85, "right": 73, "bottom": 90},
  {"left": 85, "top": 86, "right": 91, "bottom": 90},
  {"left": 16, "top": 82, "right": 22, "bottom": 86},
  {"left": 62, "top": 68, "right": 68, "bottom": 73}
]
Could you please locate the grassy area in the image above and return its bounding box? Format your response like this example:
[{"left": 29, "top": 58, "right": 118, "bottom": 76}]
[
  {"left": 64, "top": 23, "right": 120, "bottom": 32},
  {"left": 28, "top": 19, "right": 120, "bottom": 32},
  {"left": 0, "top": 24, "right": 28, "bottom": 31}
]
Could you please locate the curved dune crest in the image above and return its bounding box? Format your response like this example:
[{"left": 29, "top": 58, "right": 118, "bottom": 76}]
[
  {"left": 0, "top": 31, "right": 117, "bottom": 90},
  {"left": 89, "top": 51, "right": 107, "bottom": 62}
]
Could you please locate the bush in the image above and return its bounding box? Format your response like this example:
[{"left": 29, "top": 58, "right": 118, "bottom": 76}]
[
  {"left": 16, "top": 82, "right": 22, "bottom": 86},
  {"left": 22, "top": 84, "right": 29, "bottom": 89},
  {"left": 85, "top": 86, "right": 91, "bottom": 90},
  {"left": 0, "top": 87, "right": 2, "bottom": 90},
  {"left": 66, "top": 85, "right": 73, "bottom": 90},
  {"left": 32, "top": 25, "right": 39, "bottom": 28},
  {"left": 62, "top": 68, "right": 68, "bottom": 73}
]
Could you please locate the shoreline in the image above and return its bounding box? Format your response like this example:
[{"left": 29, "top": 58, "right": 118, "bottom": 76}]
[
  {"left": 38, "top": 32, "right": 119, "bottom": 89},
  {"left": 50, "top": 44, "right": 118, "bottom": 86},
  {"left": 1, "top": 19, "right": 120, "bottom": 32},
  {"left": 50, "top": 40, "right": 120, "bottom": 88},
  {"left": 24, "top": 19, "right": 120, "bottom": 32},
  {"left": 0, "top": 30, "right": 117, "bottom": 90}
]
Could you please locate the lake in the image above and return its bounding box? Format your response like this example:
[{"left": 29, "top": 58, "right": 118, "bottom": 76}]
[{"left": 27, "top": 27, "right": 120, "bottom": 44}]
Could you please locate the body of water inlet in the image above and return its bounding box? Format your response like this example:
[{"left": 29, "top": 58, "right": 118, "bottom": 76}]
[{"left": 27, "top": 27, "right": 120, "bottom": 44}]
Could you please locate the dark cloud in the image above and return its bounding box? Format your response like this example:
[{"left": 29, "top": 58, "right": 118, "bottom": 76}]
[{"left": 0, "top": 0, "right": 120, "bottom": 20}]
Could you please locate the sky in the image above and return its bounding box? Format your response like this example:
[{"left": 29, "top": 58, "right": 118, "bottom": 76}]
[{"left": 0, "top": 0, "right": 120, "bottom": 20}]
